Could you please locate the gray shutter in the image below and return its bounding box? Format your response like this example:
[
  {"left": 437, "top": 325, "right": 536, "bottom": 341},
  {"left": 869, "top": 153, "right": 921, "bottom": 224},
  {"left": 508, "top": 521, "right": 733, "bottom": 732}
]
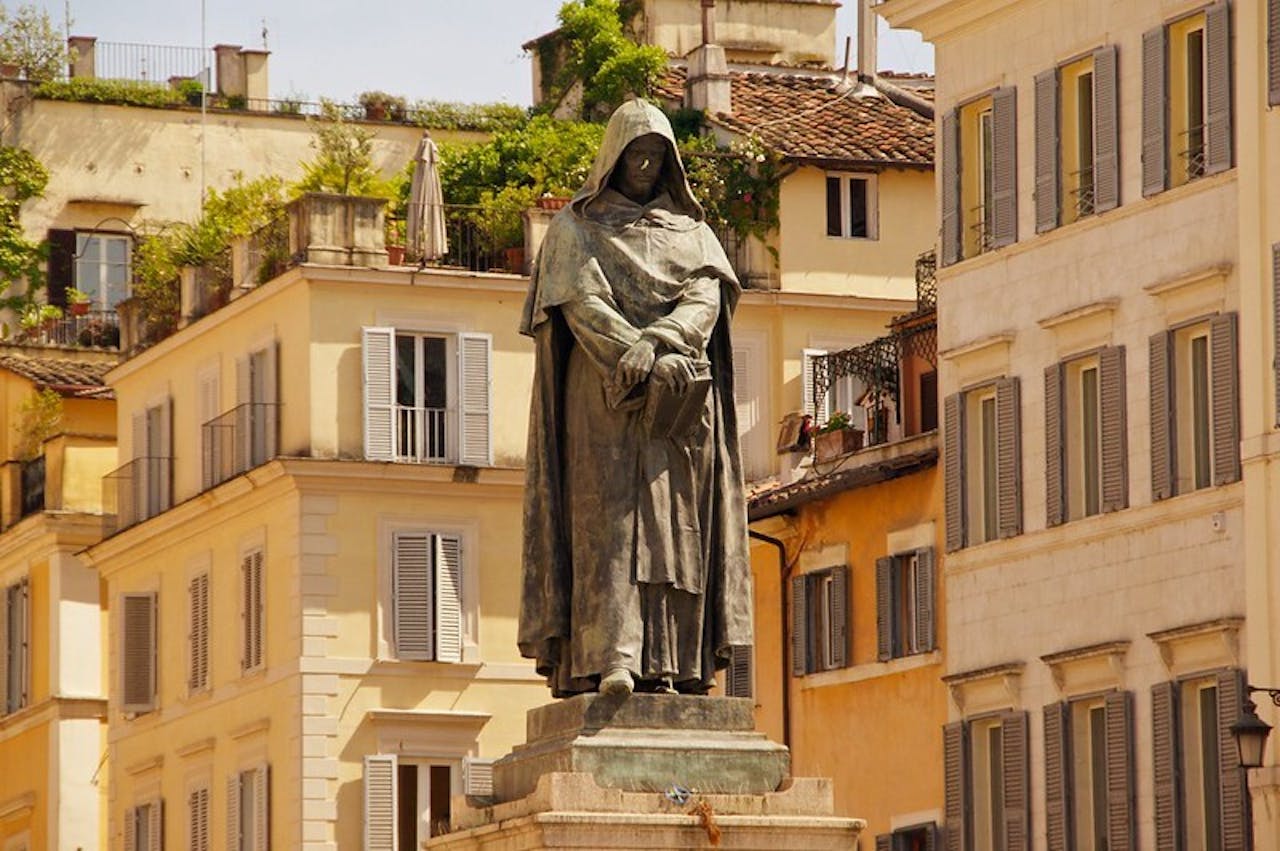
[
  {"left": 1093, "top": 45, "right": 1120, "bottom": 213},
  {"left": 263, "top": 342, "right": 280, "bottom": 460},
  {"left": 791, "top": 575, "right": 807, "bottom": 677},
  {"left": 364, "top": 755, "right": 397, "bottom": 851},
  {"left": 1043, "top": 701, "right": 1069, "bottom": 851},
  {"left": 1151, "top": 681, "right": 1180, "bottom": 851},
  {"left": 253, "top": 765, "right": 269, "bottom": 851},
  {"left": 362, "top": 327, "right": 396, "bottom": 461},
  {"left": 1002, "top": 711, "right": 1030, "bottom": 851},
  {"left": 943, "top": 721, "right": 968, "bottom": 851},
  {"left": 1149, "top": 331, "right": 1175, "bottom": 500},
  {"left": 1211, "top": 312, "right": 1241, "bottom": 485},
  {"left": 1104, "top": 690, "right": 1136, "bottom": 851},
  {"left": 990, "top": 87, "right": 1018, "bottom": 248},
  {"left": 1204, "top": 2, "right": 1233, "bottom": 176},
  {"left": 725, "top": 644, "right": 753, "bottom": 698},
  {"left": 1274, "top": 244, "right": 1280, "bottom": 426},
  {"left": 875, "top": 556, "right": 893, "bottom": 662},
  {"left": 0, "top": 586, "right": 8, "bottom": 713},
  {"left": 914, "top": 547, "right": 936, "bottom": 653},
  {"left": 1034, "top": 68, "right": 1059, "bottom": 233},
  {"left": 944, "top": 393, "right": 965, "bottom": 552},
  {"left": 132, "top": 410, "right": 147, "bottom": 528},
  {"left": 157, "top": 399, "right": 173, "bottom": 512},
  {"left": 199, "top": 372, "right": 220, "bottom": 491},
  {"left": 830, "top": 566, "right": 849, "bottom": 669},
  {"left": 1142, "top": 26, "right": 1168, "bottom": 197},
  {"left": 1216, "top": 669, "right": 1249, "bottom": 851},
  {"left": 458, "top": 332, "right": 492, "bottom": 466},
  {"left": 1100, "top": 346, "right": 1129, "bottom": 512},
  {"left": 392, "top": 532, "right": 433, "bottom": 661},
  {"left": 1044, "top": 363, "right": 1066, "bottom": 527},
  {"left": 122, "top": 592, "right": 156, "bottom": 714},
  {"left": 15, "top": 580, "right": 27, "bottom": 708},
  {"left": 236, "top": 356, "right": 252, "bottom": 474},
  {"left": 940, "top": 109, "right": 961, "bottom": 265},
  {"left": 226, "top": 774, "right": 239, "bottom": 851},
  {"left": 434, "top": 534, "right": 464, "bottom": 663},
  {"left": 995, "top": 377, "right": 1022, "bottom": 538},
  {"left": 1270, "top": 0, "right": 1280, "bottom": 106},
  {"left": 876, "top": 835, "right": 892, "bottom": 851}
]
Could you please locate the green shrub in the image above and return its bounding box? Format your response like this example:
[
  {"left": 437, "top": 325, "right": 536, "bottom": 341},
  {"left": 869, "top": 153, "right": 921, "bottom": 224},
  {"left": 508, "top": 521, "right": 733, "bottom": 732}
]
[{"left": 33, "top": 78, "right": 184, "bottom": 108}]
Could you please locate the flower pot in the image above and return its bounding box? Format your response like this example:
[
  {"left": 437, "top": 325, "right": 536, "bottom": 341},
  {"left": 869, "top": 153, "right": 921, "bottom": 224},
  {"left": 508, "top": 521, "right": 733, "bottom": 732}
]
[
  {"left": 504, "top": 246, "right": 526, "bottom": 274},
  {"left": 536, "top": 196, "right": 571, "bottom": 211},
  {"left": 386, "top": 244, "right": 405, "bottom": 266},
  {"left": 70, "top": 302, "right": 90, "bottom": 316},
  {"left": 364, "top": 104, "right": 388, "bottom": 121},
  {"left": 814, "top": 426, "right": 864, "bottom": 462}
]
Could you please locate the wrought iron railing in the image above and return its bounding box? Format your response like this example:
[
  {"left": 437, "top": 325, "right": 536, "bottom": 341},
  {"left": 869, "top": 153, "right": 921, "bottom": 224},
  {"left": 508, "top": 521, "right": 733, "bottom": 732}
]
[
  {"left": 713, "top": 224, "right": 756, "bottom": 288},
  {"left": 395, "top": 406, "right": 449, "bottom": 463},
  {"left": 92, "top": 41, "right": 211, "bottom": 83},
  {"left": 201, "top": 402, "right": 281, "bottom": 489},
  {"left": 811, "top": 336, "right": 901, "bottom": 450},
  {"left": 19, "top": 455, "right": 45, "bottom": 518},
  {"left": 102, "top": 456, "right": 172, "bottom": 536},
  {"left": 1178, "top": 124, "right": 1207, "bottom": 180},
  {"left": 1069, "top": 167, "right": 1096, "bottom": 218},
  {"left": 968, "top": 205, "right": 993, "bottom": 254},
  {"left": 29, "top": 309, "right": 121, "bottom": 349}
]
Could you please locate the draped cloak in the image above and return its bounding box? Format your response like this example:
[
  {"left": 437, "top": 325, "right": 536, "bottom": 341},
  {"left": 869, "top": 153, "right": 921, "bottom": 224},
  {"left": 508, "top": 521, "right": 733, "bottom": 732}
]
[{"left": 517, "top": 100, "right": 752, "bottom": 696}]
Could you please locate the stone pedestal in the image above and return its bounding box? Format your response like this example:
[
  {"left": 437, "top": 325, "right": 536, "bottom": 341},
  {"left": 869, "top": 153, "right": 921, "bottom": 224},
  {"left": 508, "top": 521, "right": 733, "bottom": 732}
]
[{"left": 429, "top": 695, "right": 863, "bottom": 850}]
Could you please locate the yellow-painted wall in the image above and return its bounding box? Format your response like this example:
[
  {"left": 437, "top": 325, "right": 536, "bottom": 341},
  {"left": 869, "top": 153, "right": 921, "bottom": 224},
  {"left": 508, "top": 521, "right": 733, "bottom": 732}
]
[{"left": 0, "top": 719, "right": 50, "bottom": 850}]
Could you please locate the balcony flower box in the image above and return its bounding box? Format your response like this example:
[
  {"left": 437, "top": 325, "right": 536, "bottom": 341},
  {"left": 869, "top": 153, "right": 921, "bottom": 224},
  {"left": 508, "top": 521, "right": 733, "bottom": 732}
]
[{"left": 814, "top": 425, "right": 863, "bottom": 463}]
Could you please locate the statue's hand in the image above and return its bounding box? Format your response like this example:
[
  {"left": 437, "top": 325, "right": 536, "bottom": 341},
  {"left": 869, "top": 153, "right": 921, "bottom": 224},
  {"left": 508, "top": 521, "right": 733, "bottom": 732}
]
[
  {"left": 616, "top": 337, "right": 656, "bottom": 387},
  {"left": 652, "top": 354, "right": 695, "bottom": 395}
]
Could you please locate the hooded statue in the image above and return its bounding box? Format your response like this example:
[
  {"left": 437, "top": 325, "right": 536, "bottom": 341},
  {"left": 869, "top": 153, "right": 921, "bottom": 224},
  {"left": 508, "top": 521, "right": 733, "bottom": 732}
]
[{"left": 518, "top": 99, "right": 752, "bottom": 697}]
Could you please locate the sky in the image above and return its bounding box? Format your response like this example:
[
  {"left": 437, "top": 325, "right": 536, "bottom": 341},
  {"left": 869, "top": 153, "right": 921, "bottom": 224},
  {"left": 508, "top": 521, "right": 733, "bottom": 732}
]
[{"left": 30, "top": 1, "right": 933, "bottom": 106}]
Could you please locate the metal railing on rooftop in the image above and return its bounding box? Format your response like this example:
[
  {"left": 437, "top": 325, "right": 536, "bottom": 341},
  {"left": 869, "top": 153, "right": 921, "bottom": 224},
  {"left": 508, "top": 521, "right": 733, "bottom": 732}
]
[
  {"left": 102, "top": 456, "right": 171, "bottom": 536},
  {"left": 92, "top": 41, "right": 211, "bottom": 84}
]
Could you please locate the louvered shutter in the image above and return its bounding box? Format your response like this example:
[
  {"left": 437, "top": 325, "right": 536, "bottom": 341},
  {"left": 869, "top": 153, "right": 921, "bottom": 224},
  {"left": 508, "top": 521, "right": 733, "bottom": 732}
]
[
  {"left": 132, "top": 410, "right": 148, "bottom": 527},
  {"left": 1100, "top": 346, "right": 1129, "bottom": 512},
  {"left": 1270, "top": 0, "right": 1280, "bottom": 106},
  {"left": 465, "top": 757, "right": 495, "bottom": 797},
  {"left": 791, "top": 575, "right": 807, "bottom": 676},
  {"left": 733, "top": 345, "right": 763, "bottom": 480},
  {"left": 923, "top": 825, "right": 939, "bottom": 851},
  {"left": 725, "top": 644, "right": 753, "bottom": 698},
  {"left": 991, "top": 87, "right": 1018, "bottom": 248},
  {"left": 253, "top": 765, "right": 269, "bottom": 851},
  {"left": 1274, "top": 244, "right": 1280, "bottom": 426},
  {"left": 1216, "top": 669, "right": 1249, "bottom": 851},
  {"left": 1151, "top": 681, "right": 1180, "bottom": 851},
  {"left": 914, "top": 547, "right": 936, "bottom": 653},
  {"left": 1034, "top": 68, "right": 1059, "bottom": 233},
  {"left": 1104, "top": 691, "right": 1136, "bottom": 851},
  {"left": 47, "top": 229, "right": 76, "bottom": 307},
  {"left": 829, "top": 566, "right": 849, "bottom": 669},
  {"left": 943, "top": 722, "right": 967, "bottom": 851},
  {"left": 0, "top": 587, "right": 8, "bottom": 713},
  {"left": 875, "top": 556, "right": 893, "bottom": 661},
  {"left": 362, "top": 327, "right": 396, "bottom": 461},
  {"left": 1093, "top": 45, "right": 1120, "bottom": 212},
  {"left": 876, "top": 835, "right": 891, "bottom": 851},
  {"left": 1044, "top": 363, "right": 1066, "bottom": 527},
  {"left": 1043, "top": 701, "right": 1069, "bottom": 851},
  {"left": 16, "top": 580, "right": 27, "bottom": 708},
  {"left": 241, "top": 551, "right": 263, "bottom": 671},
  {"left": 995, "top": 377, "right": 1022, "bottom": 538},
  {"left": 458, "top": 332, "right": 492, "bottom": 466},
  {"left": 944, "top": 393, "right": 965, "bottom": 552},
  {"left": 434, "top": 534, "right": 463, "bottom": 663},
  {"left": 236, "top": 356, "right": 252, "bottom": 474},
  {"left": 190, "top": 788, "right": 209, "bottom": 851},
  {"left": 1142, "top": 27, "right": 1168, "bottom": 197},
  {"left": 1203, "top": 2, "right": 1233, "bottom": 176},
  {"left": 1002, "top": 711, "right": 1030, "bottom": 851},
  {"left": 122, "top": 592, "right": 156, "bottom": 714},
  {"left": 1149, "top": 331, "right": 1175, "bottom": 500},
  {"left": 148, "top": 798, "right": 162, "bottom": 851},
  {"left": 124, "top": 806, "right": 137, "bottom": 851},
  {"left": 393, "top": 533, "right": 433, "bottom": 661},
  {"left": 364, "top": 754, "right": 397, "bottom": 851},
  {"left": 941, "top": 110, "right": 961, "bottom": 266},
  {"left": 1211, "top": 313, "right": 1241, "bottom": 485},
  {"left": 802, "top": 349, "right": 827, "bottom": 422},
  {"left": 189, "top": 573, "right": 209, "bottom": 692},
  {"left": 226, "top": 774, "right": 240, "bottom": 851}
]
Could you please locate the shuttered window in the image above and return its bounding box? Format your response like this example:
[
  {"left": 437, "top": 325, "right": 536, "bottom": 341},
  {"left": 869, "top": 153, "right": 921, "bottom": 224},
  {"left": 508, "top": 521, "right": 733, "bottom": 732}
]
[
  {"left": 227, "top": 766, "right": 269, "bottom": 851},
  {"left": 876, "top": 548, "right": 936, "bottom": 661},
  {"left": 724, "top": 644, "right": 753, "bottom": 698},
  {"left": 1, "top": 578, "right": 30, "bottom": 714},
  {"left": 364, "top": 755, "right": 398, "bottom": 851},
  {"left": 790, "top": 566, "right": 849, "bottom": 675},
  {"left": 124, "top": 800, "right": 164, "bottom": 851},
  {"left": 948, "top": 88, "right": 1017, "bottom": 263},
  {"left": 954, "top": 712, "right": 1030, "bottom": 851},
  {"left": 877, "top": 825, "right": 940, "bottom": 851},
  {"left": 235, "top": 343, "right": 280, "bottom": 473},
  {"left": 188, "top": 572, "right": 210, "bottom": 693},
  {"left": 1046, "top": 348, "right": 1127, "bottom": 526},
  {"left": 392, "top": 532, "right": 464, "bottom": 663},
  {"left": 240, "top": 550, "right": 264, "bottom": 673},
  {"left": 1043, "top": 693, "right": 1135, "bottom": 851},
  {"left": 131, "top": 399, "right": 173, "bottom": 525},
  {"left": 949, "top": 379, "right": 1022, "bottom": 550},
  {"left": 989, "top": 88, "right": 1018, "bottom": 249},
  {"left": 189, "top": 787, "right": 210, "bottom": 851},
  {"left": 121, "top": 592, "right": 157, "bottom": 715},
  {"left": 199, "top": 370, "right": 221, "bottom": 491},
  {"left": 940, "top": 110, "right": 961, "bottom": 266}
]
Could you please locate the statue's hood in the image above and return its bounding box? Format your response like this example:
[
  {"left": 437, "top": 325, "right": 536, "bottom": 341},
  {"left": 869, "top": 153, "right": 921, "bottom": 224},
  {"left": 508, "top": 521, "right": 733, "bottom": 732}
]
[{"left": 570, "top": 99, "right": 705, "bottom": 221}]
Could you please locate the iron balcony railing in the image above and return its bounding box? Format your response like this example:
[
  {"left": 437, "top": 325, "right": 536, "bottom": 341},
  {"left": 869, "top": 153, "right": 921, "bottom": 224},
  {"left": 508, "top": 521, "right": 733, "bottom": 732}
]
[
  {"left": 201, "top": 402, "right": 281, "bottom": 490},
  {"left": 1069, "top": 167, "right": 1096, "bottom": 218},
  {"left": 1179, "top": 123, "right": 1207, "bottom": 180},
  {"left": 92, "top": 41, "right": 211, "bottom": 84},
  {"left": 31, "top": 309, "right": 121, "bottom": 349},
  {"left": 19, "top": 455, "right": 45, "bottom": 518},
  {"left": 712, "top": 224, "right": 756, "bottom": 287},
  {"left": 395, "top": 406, "right": 449, "bottom": 463},
  {"left": 103, "top": 456, "right": 172, "bottom": 536}
]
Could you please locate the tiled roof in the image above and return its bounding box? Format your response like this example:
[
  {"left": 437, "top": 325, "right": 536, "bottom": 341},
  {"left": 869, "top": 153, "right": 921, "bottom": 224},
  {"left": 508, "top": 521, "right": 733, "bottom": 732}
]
[
  {"left": 747, "top": 446, "right": 938, "bottom": 521},
  {"left": 658, "top": 67, "right": 934, "bottom": 167},
  {"left": 0, "top": 353, "right": 113, "bottom": 393}
]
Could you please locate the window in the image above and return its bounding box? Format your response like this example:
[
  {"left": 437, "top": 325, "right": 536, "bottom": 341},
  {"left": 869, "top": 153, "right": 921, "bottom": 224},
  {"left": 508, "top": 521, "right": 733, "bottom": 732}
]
[
  {"left": 1150, "top": 314, "right": 1240, "bottom": 500},
  {"left": 240, "top": 550, "right": 264, "bottom": 673},
  {"left": 732, "top": 338, "right": 769, "bottom": 482},
  {"left": 825, "top": 173, "right": 877, "bottom": 239},
  {"left": 1152, "top": 672, "right": 1249, "bottom": 851},
  {"left": 121, "top": 591, "right": 157, "bottom": 715},
  {"left": 227, "top": 766, "right": 269, "bottom": 851},
  {"left": 941, "top": 88, "right": 1016, "bottom": 265},
  {"left": 129, "top": 399, "right": 173, "bottom": 525},
  {"left": 363, "top": 327, "right": 492, "bottom": 466},
  {"left": 75, "top": 233, "right": 131, "bottom": 310},
  {"left": 944, "top": 712, "right": 1028, "bottom": 851},
  {"left": 238, "top": 344, "right": 280, "bottom": 472},
  {"left": 790, "top": 566, "right": 848, "bottom": 675},
  {"left": 391, "top": 532, "right": 463, "bottom": 664},
  {"left": 1143, "top": 4, "right": 1233, "bottom": 196},
  {"left": 1, "top": 578, "right": 30, "bottom": 715},
  {"left": 1045, "top": 348, "right": 1127, "bottom": 525},
  {"left": 188, "top": 786, "right": 210, "bottom": 851},
  {"left": 364, "top": 755, "right": 464, "bottom": 850},
  {"left": 1043, "top": 693, "right": 1135, "bottom": 851},
  {"left": 188, "top": 572, "right": 209, "bottom": 694},
  {"left": 876, "top": 825, "right": 940, "bottom": 851},
  {"left": 945, "top": 379, "right": 1021, "bottom": 550},
  {"left": 876, "top": 548, "right": 936, "bottom": 661},
  {"left": 124, "top": 800, "right": 163, "bottom": 851}
]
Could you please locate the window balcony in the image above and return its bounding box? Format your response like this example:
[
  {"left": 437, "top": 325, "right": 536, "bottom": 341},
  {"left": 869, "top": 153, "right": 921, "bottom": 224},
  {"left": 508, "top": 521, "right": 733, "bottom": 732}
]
[
  {"left": 395, "top": 406, "right": 449, "bottom": 464},
  {"left": 201, "top": 402, "right": 281, "bottom": 490},
  {"left": 22, "top": 309, "right": 121, "bottom": 350},
  {"left": 102, "top": 456, "right": 172, "bottom": 536}
]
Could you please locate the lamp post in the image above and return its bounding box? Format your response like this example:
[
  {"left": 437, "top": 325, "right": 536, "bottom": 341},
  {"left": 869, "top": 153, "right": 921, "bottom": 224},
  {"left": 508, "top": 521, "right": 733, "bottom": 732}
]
[{"left": 1232, "top": 685, "right": 1280, "bottom": 769}]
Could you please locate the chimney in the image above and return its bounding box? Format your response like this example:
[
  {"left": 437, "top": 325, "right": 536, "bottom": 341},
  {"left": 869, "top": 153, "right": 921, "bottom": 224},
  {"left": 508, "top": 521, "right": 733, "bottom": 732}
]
[
  {"left": 687, "top": 0, "right": 731, "bottom": 115},
  {"left": 857, "top": 0, "right": 879, "bottom": 79}
]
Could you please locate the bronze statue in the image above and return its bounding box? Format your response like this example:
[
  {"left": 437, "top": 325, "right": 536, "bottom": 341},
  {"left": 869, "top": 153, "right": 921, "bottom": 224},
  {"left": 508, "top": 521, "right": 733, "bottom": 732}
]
[{"left": 518, "top": 100, "right": 752, "bottom": 698}]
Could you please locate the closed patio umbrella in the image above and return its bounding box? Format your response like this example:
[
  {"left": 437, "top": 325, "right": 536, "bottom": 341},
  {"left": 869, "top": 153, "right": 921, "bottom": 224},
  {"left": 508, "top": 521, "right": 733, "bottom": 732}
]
[{"left": 406, "top": 131, "right": 448, "bottom": 262}]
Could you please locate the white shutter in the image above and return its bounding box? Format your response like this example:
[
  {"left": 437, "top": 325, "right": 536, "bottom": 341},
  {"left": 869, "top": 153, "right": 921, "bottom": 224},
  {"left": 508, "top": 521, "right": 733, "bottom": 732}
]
[
  {"left": 148, "top": 799, "right": 162, "bottom": 851},
  {"left": 199, "top": 371, "right": 220, "bottom": 490},
  {"left": 363, "top": 327, "right": 397, "bottom": 461},
  {"left": 122, "top": 592, "right": 156, "bottom": 714},
  {"left": 802, "top": 348, "right": 828, "bottom": 423},
  {"left": 434, "top": 535, "right": 463, "bottom": 664},
  {"left": 226, "top": 775, "right": 240, "bottom": 851},
  {"left": 458, "top": 332, "right": 492, "bottom": 466},
  {"left": 253, "top": 765, "right": 269, "bottom": 851},
  {"left": 124, "top": 806, "right": 137, "bottom": 851},
  {"left": 364, "top": 755, "right": 398, "bottom": 851},
  {"left": 464, "top": 758, "right": 495, "bottom": 797},
  {"left": 392, "top": 533, "right": 434, "bottom": 661}
]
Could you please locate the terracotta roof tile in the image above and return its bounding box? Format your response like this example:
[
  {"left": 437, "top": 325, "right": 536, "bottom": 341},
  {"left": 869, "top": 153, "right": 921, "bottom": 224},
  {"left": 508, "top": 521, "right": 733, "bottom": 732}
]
[{"left": 0, "top": 353, "right": 113, "bottom": 392}]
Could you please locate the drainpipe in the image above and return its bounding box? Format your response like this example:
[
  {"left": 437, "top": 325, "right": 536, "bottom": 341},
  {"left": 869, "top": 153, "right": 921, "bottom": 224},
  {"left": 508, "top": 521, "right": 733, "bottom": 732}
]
[{"left": 748, "top": 527, "right": 793, "bottom": 750}]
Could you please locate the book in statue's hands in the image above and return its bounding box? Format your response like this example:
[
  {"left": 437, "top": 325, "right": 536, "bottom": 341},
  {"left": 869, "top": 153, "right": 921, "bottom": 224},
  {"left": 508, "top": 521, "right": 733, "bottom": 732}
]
[{"left": 643, "top": 360, "right": 711, "bottom": 439}]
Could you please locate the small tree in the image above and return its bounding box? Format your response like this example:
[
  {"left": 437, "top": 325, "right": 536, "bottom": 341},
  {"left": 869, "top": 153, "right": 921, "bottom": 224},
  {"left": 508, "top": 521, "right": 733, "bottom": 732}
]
[
  {"left": 297, "top": 100, "right": 389, "bottom": 197},
  {"left": 0, "top": 4, "right": 68, "bottom": 82},
  {"left": 553, "top": 0, "right": 667, "bottom": 118}
]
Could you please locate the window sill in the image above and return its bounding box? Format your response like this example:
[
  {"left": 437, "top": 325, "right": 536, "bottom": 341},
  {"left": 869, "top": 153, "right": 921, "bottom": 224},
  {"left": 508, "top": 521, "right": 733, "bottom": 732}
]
[
  {"left": 799, "top": 649, "right": 941, "bottom": 690},
  {"left": 825, "top": 234, "right": 879, "bottom": 242}
]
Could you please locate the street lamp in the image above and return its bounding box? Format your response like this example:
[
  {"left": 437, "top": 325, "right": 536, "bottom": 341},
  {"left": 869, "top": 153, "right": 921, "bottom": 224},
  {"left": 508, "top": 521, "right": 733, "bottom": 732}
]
[{"left": 1232, "top": 686, "right": 1280, "bottom": 769}]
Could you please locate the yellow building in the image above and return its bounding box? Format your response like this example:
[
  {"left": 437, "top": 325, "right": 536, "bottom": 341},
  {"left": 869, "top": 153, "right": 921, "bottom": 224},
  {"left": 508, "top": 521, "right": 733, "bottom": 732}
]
[{"left": 0, "top": 347, "right": 118, "bottom": 851}]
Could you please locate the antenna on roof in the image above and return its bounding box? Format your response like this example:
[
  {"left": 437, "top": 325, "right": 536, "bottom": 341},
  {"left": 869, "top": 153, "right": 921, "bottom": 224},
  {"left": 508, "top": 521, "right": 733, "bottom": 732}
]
[
  {"left": 841, "top": 36, "right": 852, "bottom": 83},
  {"left": 261, "top": 18, "right": 269, "bottom": 50}
]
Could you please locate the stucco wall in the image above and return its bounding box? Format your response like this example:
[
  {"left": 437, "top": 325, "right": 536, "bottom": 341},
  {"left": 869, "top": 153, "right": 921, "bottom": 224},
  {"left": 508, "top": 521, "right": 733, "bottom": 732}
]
[{"left": 643, "top": 0, "right": 838, "bottom": 64}]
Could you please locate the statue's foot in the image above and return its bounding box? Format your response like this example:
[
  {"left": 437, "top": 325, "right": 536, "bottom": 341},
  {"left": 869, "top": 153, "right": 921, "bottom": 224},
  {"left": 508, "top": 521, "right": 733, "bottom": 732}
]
[
  {"left": 654, "top": 677, "right": 677, "bottom": 695},
  {"left": 599, "top": 667, "right": 634, "bottom": 697}
]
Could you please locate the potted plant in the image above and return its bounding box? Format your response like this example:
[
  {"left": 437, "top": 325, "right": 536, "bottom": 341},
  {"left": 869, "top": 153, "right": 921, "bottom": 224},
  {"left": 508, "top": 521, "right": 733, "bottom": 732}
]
[
  {"left": 813, "top": 411, "right": 864, "bottom": 462},
  {"left": 358, "top": 90, "right": 406, "bottom": 122},
  {"left": 66, "top": 287, "right": 91, "bottom": 316},
  {"left": 385, "top": 217, "right": 406, "bottom": 266},
  {"left": 18, "top": 302, "right": 62, "bottom": 340}
]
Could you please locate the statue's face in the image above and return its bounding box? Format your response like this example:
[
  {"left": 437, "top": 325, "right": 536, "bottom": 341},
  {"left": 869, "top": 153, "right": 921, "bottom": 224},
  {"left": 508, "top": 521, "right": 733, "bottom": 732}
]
[{"left": 613, "top": 135, "right": 668, "bottom": 203}]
